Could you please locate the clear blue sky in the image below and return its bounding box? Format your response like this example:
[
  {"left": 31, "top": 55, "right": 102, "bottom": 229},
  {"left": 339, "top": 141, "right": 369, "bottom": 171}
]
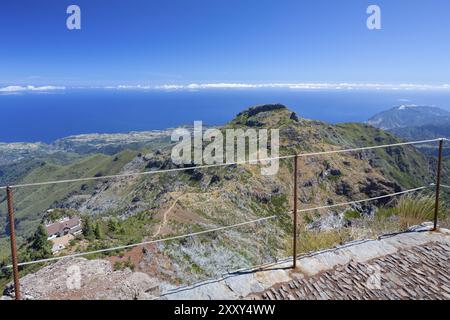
[{"left": 1, "top": 0, "right": 449, "bottom": 86}]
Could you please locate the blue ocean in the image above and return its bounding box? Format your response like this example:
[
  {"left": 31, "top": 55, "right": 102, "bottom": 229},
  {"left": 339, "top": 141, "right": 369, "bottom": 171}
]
[{"left": 1, "top": 89, "right": 450, "bottom": 143}]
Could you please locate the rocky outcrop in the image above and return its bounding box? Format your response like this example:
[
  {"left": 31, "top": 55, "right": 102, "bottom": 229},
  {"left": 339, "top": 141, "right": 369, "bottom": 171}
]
[
  {"left": 2, "top": 258, "right": 167, "bottom": 300},
  {"left": 236, "top": 104, "right": 287, "bottom": 118},
  {"left": 335, "top": 180, "right": 353, "bottom": 197},
  {"left": 359, "top": 178, "right": 401, "bottom": 204}
]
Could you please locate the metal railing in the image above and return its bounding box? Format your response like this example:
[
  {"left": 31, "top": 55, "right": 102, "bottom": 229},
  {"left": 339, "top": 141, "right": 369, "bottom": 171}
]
[{"left": 1, "top": 137, "right": 448, "bottom": 300}]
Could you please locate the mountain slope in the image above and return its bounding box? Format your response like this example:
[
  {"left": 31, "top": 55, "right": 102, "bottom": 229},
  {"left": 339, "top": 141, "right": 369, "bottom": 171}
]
[
  {"left": 367, "top": 105, "right": 450, "bottom": 156},
  {"left": 367, "top": 105, "right": 450, "bottom": 130},
  {"left": 0, "top": 104, "right": 439, "bottom": 289},
  {"left": 390, "top": 123, "right": 450, "bottom": 141}
]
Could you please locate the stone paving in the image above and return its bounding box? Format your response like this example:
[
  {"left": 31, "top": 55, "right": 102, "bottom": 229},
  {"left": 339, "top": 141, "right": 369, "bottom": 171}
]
[
  {"left": 158, "top": 229, "right": 450, "bottom": 300},
  {"left": 253, "top": 241, "right": 450, "bottom": 300},
  {"left": 3, "top": 228, "right": 449, "bottom": 300}
]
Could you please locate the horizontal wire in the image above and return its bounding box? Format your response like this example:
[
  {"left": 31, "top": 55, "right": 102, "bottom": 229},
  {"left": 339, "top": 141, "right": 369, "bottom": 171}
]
[
  {"left": 2, "top": 184, "right": 433, "bottom": 269},
  {"left": 158, "top": 216, "right": 440, "bottom": 300},
  {"left": 0, "top": 155, "right": 295, "bottom": 190},
  {"left": 0, "top": 137, "right": 446, "bottom": 296},
  {"left": 159, "top": 185, "right": 439, "bottom": 296},
  {"left": 297, "top": 185, "right": 431, "bottom": 213},
  {"left": 155, "top": 234, "right": 408, "bottom": 299},
  {"left": 3, "top": 215, "right": 277, "bottom": 269},
  {"left": 295, "top": 138, "right": 443, "bottom": 158},
  {"left": 0, "top": 138, "right": 443, "bottom": 190}
]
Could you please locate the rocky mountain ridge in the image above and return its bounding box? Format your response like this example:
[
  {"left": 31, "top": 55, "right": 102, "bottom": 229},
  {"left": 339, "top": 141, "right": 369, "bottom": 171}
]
[
  {"left": 367, "top": 105, "right": 450, "bottom": 130},
  {"left": 0, "top": 104, "right": 441, "bottom": 294},
  {"left": 367, "top": 105, "right": 450, "bottom": 156}
]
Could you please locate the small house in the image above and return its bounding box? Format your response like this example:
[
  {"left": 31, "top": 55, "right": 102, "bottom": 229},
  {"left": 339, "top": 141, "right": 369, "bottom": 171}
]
[{"left": 45, "top": 216, "right": 82, "bottom": 240}]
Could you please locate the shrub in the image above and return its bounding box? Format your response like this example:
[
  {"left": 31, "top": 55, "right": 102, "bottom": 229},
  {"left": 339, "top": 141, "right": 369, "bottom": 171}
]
[
  {"left": 82, "top": 217, "right": 95, "bottom": 239},
  {"left": 114, "top": 261, "right": 124, "bottom": 270},
  {"left": 375, "top": 207, "right": 396, "bottom": 219},
  {"left": 94, "top": 223, "right": 103, "bottom": 239},
  {"left": 191, "top": 263, "right": 202, "bottom": 274},
  {"left": 114, "top": 258, "right": 135, "bottom": 271},
  {"left": 287, "top": 228, "right": 352, "bottom": 255},
  {"left": 124, "top": 257, "right": 135, "bottom": 271},
  {"left": 30, "top": 225, "right": 52, "bottom": 259},
  {"left": 303, "top": 213, "right": 313, "bottom": 224},
  {"left": 108, "top": 218, "right": 120, "bottom": 233},
  {"left": 394, "top": 194, "right": 444, "bottom": 229},
  {"left": 343, "top": 210, "right": 360, "bottom": 221}
]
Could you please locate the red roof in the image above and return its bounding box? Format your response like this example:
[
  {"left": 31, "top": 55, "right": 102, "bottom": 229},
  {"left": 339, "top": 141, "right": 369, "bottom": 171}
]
[{"left": 45, "top": 217, "right": 81, "bottom": 236}]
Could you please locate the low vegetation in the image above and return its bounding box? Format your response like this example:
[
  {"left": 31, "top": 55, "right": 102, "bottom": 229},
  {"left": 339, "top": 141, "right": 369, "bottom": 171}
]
[
  {"left": 1, "top": 105, "right": 448, "bottom": 294},
  {"left": 286, "top": 194, "right": 449, "bottom": 258},
  {"left": 295, "top": 229, "right": 352, "bottom": 254},
  {"left": 394, "top": 194, "right": 443, "bottom": 229},
  {"left": 113, "top": 257, "right": 135, "bottom": 271}
]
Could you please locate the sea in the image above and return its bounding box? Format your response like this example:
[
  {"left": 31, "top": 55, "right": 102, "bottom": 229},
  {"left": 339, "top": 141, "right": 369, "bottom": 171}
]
[{"left": 1, "top": 89, "right": 450, "bottom": 143}]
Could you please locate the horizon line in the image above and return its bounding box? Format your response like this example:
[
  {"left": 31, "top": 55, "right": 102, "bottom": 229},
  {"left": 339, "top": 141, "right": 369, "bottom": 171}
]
[{"left": 2, "top": 82, "right": 450, "bottom": 94}]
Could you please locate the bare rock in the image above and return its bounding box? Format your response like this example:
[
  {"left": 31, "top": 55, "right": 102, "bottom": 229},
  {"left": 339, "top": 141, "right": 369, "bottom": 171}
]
[{"left": 3, "top": 258, "right": 164, "bottom": 300}]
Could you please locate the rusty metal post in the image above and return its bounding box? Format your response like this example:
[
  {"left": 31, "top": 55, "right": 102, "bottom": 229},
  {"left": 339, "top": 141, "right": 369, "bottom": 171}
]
[
  {"left": 433, "top": 140, "right": 443, "bottom": 231},
  {"left": 293, "top": 155, "right": 298, "bottom": 269},
  {"left": 6, "top": 186, "right": 21, "bottom": 300}
]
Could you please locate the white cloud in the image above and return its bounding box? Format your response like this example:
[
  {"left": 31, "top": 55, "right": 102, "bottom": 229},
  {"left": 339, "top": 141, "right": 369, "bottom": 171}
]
[
  {"left": 106, "top": 82, "right": 450, "bottom": 91},
  {"left": 155, "top": 85, "right": 185, "bottom": 90},
  {"left": 110, "top": 85, "right": 152, "bottom": 90},
  {"left": 0, "top": 85, "right": 66, "bottom": 93},
  {"left": 4, "top": 83, "right": 449, "bottom": 93}
]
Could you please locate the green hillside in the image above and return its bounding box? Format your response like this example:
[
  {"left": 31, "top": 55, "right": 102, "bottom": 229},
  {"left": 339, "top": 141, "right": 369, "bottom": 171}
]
[
  {"left": 0, "top": 150, "right": 140, "bottom": 246},
  {"left": 0, "top": 104, "right": 445, "bottom": 289}
]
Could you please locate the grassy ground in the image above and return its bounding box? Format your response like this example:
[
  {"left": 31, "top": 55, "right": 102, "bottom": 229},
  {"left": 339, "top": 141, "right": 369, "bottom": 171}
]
[
  {"left": 0, "top": 238, "right": 10, "bottom": 262},
  {"left": 0, "top": 150, "right": 140, "bottom": 243},
  {"left": 334, "top": 123, "right": 433, "bottom": 188},
  {"left": 287, "top": 194, "right": 449, "bottom": 257}
]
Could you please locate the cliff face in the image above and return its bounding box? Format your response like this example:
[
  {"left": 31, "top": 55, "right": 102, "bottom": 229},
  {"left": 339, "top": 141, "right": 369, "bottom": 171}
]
[{"left": 0, "top": 104, "right": 438, "bottom": 290}]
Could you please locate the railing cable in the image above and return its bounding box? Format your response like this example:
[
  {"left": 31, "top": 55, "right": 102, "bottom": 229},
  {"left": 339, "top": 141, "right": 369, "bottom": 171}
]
[
  {"left": 297, "top": 185, "right": 431, "bottom": 213},
  {"left": 2, "top": 184, "right": 433, "bottom": 269},
  {"left": 0, "top": 138, "right": 443, "bottom": 190},
  {"left": 3, "top": 215, "right": 277, "bottom": 269}
]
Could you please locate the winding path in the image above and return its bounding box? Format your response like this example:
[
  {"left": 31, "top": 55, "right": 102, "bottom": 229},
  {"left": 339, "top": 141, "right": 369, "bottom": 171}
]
[{"left": 153, "top": 194, "right": 185, "bottom": 238}]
